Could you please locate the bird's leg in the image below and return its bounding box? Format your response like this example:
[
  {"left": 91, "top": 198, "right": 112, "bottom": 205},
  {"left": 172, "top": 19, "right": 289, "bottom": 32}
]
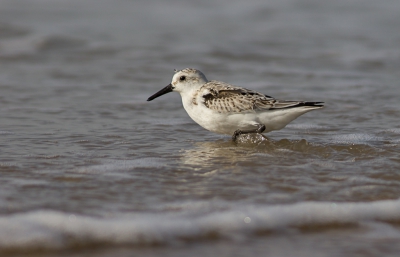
[{"left": 232, "top": 124, "right": 266, "bottom": 141}]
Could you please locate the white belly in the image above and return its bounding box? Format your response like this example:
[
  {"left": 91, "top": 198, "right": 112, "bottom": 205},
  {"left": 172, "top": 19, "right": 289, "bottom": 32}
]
[
  {"left": 182, "top": 100, "right": 260, "bottom": 135},
  {"left": 181, "top": 95, "right": 319, "bottom": 136}
]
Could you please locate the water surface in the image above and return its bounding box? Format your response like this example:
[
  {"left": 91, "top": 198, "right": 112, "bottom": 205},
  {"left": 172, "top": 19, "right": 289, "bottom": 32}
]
[{"left": 1, "top": 0, "right": 400, "bottom": 256}]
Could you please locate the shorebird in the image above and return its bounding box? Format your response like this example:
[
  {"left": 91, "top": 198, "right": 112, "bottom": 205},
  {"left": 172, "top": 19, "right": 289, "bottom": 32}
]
[{"left": 147, "top": 68, "right": 323, "bottom": 141}]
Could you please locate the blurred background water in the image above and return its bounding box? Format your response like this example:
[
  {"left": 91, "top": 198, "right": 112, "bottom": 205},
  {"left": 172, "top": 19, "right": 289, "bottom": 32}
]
[{"left": 1, "top": 0, "right": 400, "bottom": 256}]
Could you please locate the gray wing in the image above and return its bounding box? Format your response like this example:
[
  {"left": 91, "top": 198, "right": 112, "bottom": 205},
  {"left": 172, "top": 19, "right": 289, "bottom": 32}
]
[{"left": 200, "top": 81, "right": 323, "bottom": 113}]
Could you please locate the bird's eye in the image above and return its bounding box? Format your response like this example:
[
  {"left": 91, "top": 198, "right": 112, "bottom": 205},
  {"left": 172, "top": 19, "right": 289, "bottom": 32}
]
[{"left": 179, "top": 76, "right": 186, "bottom": 81}]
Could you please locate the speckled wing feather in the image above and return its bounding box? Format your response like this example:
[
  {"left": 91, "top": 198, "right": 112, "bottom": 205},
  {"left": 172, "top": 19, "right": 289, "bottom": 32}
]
[
  {"left": 199, "top": 81, "right": 323, "bottom": 113},
  {"left": 198, "top": 81, "right": 272, "bottom": 113}
]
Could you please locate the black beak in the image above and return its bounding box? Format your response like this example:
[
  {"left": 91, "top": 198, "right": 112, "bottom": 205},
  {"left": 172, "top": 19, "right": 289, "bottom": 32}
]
[{"left": 147, "top": 84, "right": 174, "bottom": 101}]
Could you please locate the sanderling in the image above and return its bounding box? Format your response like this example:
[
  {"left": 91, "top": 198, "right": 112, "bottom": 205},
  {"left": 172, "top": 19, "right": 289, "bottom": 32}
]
[{"left": 147, "top": 68, "right": 324, "bottom": 141}]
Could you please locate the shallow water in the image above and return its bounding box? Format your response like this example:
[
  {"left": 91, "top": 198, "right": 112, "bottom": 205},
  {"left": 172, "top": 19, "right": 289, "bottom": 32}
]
[{"left": 1, "top": 0, "right": 400, "bottom": 256}]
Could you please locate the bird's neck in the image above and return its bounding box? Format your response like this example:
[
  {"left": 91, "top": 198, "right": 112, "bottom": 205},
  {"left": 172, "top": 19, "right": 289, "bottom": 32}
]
[{"left": 180, "top": 88, "right": 199, "bottom": 110}]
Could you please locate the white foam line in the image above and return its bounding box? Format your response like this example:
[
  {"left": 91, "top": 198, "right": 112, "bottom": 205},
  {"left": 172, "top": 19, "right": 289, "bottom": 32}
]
[
  {"left": 0, "top": 199, "right": 399, "bottom": 249},
  {"left": 330, "top": 133, "right": 385, "bottom": 144}
]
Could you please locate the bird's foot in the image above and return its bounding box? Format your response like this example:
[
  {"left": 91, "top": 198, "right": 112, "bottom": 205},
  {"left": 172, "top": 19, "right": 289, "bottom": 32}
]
[
  {"left": 232, "top": 130, "right": 243, "bottom": 141},
  {"left": 232, "top": 124, "right": 266, "bottom": 142}
]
